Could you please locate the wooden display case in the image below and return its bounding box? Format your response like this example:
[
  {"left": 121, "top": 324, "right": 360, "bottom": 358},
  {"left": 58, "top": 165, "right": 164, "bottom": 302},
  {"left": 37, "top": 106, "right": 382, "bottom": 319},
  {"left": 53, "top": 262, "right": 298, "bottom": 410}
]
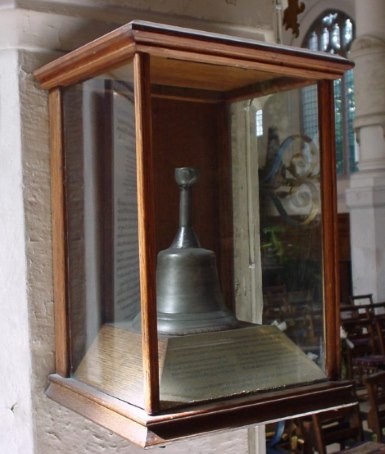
[{"left": 35, "top": 21, "right": 355, "bottom": 448}]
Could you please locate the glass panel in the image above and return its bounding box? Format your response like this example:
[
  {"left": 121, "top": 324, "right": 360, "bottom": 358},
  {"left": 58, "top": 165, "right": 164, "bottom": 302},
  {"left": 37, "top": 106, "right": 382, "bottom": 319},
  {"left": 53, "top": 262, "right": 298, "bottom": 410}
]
[
  {"left": 254, "top": 86, "right": 324, "bottom": 370},
  {"left": 150, "top": 74, "right": 326, "bottom": 410},
  {"left": 62, "top": 51, "right": 327, "bottom": 410},
  {"left": 334, "top": 77, "right": 344, "bottom": 175},
  {"left": 63, "top": 62, "right": 146, "bottom": 409},
  {"left": 346, "top": 69, "right": 358, "bottom": 173}
]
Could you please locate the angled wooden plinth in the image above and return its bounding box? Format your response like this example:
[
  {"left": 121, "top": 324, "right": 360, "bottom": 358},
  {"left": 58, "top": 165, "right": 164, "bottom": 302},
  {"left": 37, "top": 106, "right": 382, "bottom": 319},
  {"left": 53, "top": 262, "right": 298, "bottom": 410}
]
[{"left": 47, "top": 374, "right": 356, "bottom": 448}]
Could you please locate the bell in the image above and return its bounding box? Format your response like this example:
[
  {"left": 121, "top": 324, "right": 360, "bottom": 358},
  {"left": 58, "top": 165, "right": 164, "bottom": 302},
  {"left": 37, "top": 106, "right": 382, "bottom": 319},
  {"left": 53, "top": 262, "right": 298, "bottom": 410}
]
[{"left": 156, "top": 167, "right": 239, "bottom": 336}]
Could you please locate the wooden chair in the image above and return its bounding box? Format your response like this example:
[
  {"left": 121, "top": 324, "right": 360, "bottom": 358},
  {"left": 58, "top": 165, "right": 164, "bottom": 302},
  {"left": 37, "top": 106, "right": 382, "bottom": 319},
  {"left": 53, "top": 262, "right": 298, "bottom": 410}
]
[
  {"left": 342, "top": 295, "right": 374, "bottom": 322},
  {"left": 364, "top": 302, "right": 385, "bottom": 317},
  {"left": 363, "top": 303, "right": 385, "bottom": 356},
  {"left": 373, "top": 314, "right": 385, "bottom": 356},
  {"left": 263, "top": 285, "right": 291, "bottom": 324},
  {"left": 266, "top": 419, "right": 306, "bottom": 453},
  {"left": 299, "top": 404, "right": 364, "bottom": 454},
  {"left": 304, "top": 309, "right": 323, "bottom": 347},
  {"left": 364, "top": 371, "right": 385, "bottom": 442},
  {"left": 340, "top": 316, "right": 385, "bottom": 383},
  {"left": 350, "top": 294, "right": 374, "bottom": 306},
  {"left": 340, "top": 304, "right": 365, "bottom": 321},
  {"left": 263, "top": 286, "right": 321, "bottom": 348}
]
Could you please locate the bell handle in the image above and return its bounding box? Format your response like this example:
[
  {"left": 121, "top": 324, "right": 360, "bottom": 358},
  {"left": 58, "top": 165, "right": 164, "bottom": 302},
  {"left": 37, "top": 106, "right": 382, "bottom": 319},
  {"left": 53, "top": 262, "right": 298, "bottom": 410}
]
[{"left": 171, "top": 167, "right": 200, "bottom": 248}]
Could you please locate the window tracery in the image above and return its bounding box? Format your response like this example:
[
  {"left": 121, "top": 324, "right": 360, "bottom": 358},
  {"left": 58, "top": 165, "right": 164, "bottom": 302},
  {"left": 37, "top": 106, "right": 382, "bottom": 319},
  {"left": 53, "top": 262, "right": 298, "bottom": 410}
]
[{"left": 303, "top": 10, "right": 357, "bottom": 175}]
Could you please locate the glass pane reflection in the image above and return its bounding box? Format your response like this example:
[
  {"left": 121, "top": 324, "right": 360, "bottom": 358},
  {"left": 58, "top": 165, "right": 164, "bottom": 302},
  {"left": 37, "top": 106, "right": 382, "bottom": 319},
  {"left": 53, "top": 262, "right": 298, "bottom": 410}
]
[
  {"left": 63, "top": 63, "right": 146, "bottom": 408},
  {"left": 258, "top": 86, "right": 324, "bottom": 369}
]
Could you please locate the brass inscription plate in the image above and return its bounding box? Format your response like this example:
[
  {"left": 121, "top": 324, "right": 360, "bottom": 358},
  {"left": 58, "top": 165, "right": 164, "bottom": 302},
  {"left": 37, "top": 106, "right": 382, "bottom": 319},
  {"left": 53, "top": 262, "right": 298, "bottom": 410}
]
[{"left": 159, "top": 325, "right": 326, "bottom": 403}]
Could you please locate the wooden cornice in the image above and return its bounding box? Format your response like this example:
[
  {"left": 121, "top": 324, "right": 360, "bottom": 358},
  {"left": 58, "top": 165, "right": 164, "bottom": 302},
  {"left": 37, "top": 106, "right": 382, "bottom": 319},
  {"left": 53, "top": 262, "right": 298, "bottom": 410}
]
[{"left": 34, "top": 20, "right": 354, "bottom": 90}]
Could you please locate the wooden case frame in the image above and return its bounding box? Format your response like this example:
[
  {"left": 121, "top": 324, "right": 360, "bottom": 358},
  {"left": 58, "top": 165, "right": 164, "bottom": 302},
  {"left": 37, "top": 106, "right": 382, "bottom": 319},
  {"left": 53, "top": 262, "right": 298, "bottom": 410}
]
[{"left": 35, "top": 21, "right": 356, "bottom": 447}]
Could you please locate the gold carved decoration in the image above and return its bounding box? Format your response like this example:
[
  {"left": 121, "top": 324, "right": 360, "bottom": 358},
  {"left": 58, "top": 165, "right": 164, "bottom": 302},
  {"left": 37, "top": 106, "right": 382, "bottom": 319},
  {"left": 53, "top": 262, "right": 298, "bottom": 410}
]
[{"left": 283, "top": 0, "right": 305, "bottom": 38}]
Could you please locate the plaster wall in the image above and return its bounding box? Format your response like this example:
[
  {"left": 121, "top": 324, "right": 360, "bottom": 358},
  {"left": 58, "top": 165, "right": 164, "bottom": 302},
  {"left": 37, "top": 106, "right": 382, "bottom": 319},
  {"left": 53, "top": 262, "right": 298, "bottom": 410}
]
[
  {"left": 0, "top": 0, "right": 273, "bottom": 50},
  {"left": 348, "top": 198, "right": 385, "bottom": 299},
  {"left": 0, "top": 48, "right": 34, "bottom": 454},
  {"left": 1, "top": 1, "right": 274, "bottom": 452},
  {"left": 355, "top": 0, "right": 385, "bottom": 40},
  {"left": 346, "top": 0, "right": 385, "bottom": 301},
  {"left": 25, "top": 0, "right": 274, "bottom": 31}
]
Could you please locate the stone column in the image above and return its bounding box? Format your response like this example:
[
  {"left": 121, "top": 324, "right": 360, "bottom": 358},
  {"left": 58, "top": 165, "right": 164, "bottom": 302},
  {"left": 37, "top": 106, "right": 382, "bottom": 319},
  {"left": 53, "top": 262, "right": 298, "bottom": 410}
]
[{"left": 346, "top": 0, "right": 385, "bottom": 301}]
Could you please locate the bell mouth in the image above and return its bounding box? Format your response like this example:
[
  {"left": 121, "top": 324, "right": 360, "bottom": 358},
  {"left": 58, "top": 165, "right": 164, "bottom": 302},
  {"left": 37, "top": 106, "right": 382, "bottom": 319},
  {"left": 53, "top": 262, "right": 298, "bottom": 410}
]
[
  {"left": 129, "top": 309, "right": 241, "bottom": 337},
  {"left": 156, "top": 309, "right": 241, "bottom": 336}
]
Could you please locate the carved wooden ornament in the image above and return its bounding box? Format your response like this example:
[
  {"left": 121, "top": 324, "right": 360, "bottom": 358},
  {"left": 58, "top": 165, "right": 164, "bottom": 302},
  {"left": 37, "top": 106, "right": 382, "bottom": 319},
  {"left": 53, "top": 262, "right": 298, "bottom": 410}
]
[{"left": 283, "top": 0, "right": 305, "bottom": 38}]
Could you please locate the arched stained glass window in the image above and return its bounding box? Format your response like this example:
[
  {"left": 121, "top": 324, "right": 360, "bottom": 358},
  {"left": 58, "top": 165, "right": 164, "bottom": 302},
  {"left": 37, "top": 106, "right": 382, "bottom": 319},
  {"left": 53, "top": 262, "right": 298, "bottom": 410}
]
[{"left": 303, "top": 11, "right": 357, "bottom": 175}]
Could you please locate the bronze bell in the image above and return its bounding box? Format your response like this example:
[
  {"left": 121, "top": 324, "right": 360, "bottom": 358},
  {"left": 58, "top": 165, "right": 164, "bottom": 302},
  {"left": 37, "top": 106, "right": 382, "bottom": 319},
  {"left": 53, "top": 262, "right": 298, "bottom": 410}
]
[{"left": 156, "top": 167, "right": 239, "bottom": 336}]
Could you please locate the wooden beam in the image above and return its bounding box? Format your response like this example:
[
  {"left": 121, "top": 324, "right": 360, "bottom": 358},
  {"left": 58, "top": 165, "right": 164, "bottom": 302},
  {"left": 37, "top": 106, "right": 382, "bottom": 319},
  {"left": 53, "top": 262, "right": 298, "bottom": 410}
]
[
  {"left": 151, "top": 84, "right": 224, "bottom": 103},
  {"left": 34, "top": 21, "right": 354, "bottom": 90},
  {"left": 225, "top": 76, "right": 314, "bottom": 102},
  {"left": 318, "top": 79, "right": 340, "bottom": 380},
  {"left": 49, "top": 88, "right": 70, "bottom": 377},
  {"left": 134, "top": 53, "right": 160, "bottom": 414}
]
